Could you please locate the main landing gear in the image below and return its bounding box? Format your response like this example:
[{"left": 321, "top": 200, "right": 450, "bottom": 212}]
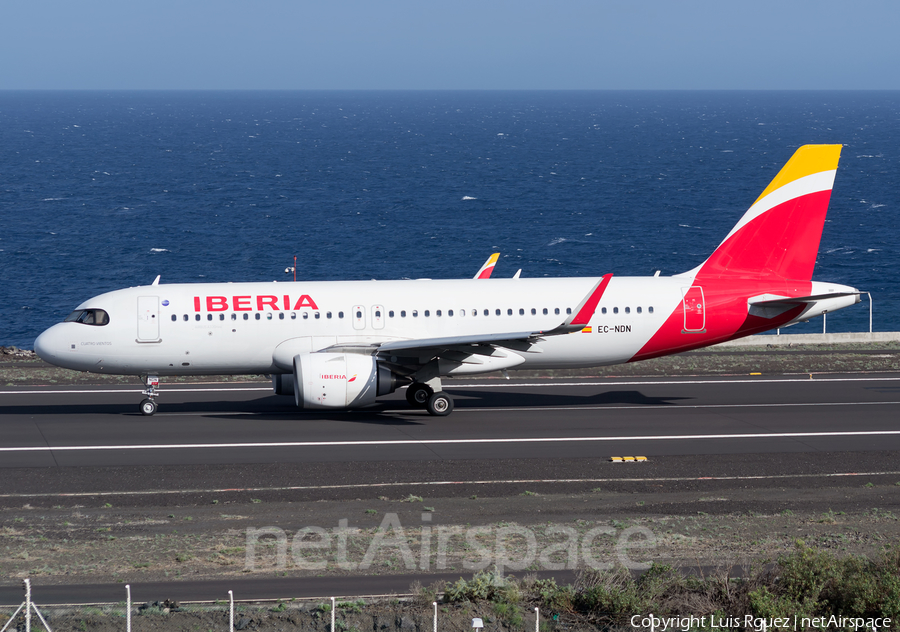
[
  {"left": 139, "top": 374, "right": 160, "bottom": 416},
  {"left": 406, "top": 382, "right": 454, "bottom": 416}
]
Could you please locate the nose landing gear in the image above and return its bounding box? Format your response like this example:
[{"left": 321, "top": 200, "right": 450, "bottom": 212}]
[{"left": 139, "top": 374, "right": 160, "bottom": 416}]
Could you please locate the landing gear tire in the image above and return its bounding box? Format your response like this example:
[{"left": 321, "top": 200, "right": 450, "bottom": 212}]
[
  {"left": 139, "top": 398, "right": 158, "bottom": 416},
  {"left": 406, "top": 383, "right": 433, "bottom": 408},
  {"left": 426, "top": 391, "right": 454, "bottom": 417}
]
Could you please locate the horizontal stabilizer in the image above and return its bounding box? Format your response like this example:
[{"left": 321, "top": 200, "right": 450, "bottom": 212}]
[{"left": 749, "top": 291, "right": 859, "bottom": 307}]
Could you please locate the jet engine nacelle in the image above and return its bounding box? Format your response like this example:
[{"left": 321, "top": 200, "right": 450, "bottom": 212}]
[{"left": 292, "top": 353, "right": 401, "bottom": 409}]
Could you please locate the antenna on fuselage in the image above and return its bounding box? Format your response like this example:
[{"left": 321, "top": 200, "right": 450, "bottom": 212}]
[{"left": 151, "top": 275, "right": 160, "bottom": 286}]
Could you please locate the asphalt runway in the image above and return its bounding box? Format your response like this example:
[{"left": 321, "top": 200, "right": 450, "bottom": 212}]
[
  {"left": 3, "top": 375, "right": 900, "bottom": 605},
  {"left": 3, "top": 374, "right": 900, "bottom": 471}
]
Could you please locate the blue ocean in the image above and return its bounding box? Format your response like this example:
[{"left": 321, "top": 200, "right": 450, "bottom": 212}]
[{"left": 1, "top": 91, "right": 897, "bottom": 349}]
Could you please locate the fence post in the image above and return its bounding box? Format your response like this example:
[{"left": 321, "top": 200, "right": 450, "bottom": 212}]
[
  {"left": 534, "top": 606, "right": 539, "bottom": 632},
  {"left": 867, "top": 292, "right": 873, "bottom": 333},
  {"left": 126, "top": 585, "right": 131, "bottom": 632},
  {"left": 433, "top": 602, "right": 437, "bottom": 632},
  {"left": 228, "top": 590, "right": 234, "bottom": 632},
  {"left": 25, "top": 579, "right": 31, "bottom": 632},
  {"left": 331, "top": 597, "right": 335, "bottom": 632}
]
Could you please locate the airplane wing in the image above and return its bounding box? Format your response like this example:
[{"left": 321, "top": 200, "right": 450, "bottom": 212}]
[
  {"left": 322, "top": 274, "right": 613, "bottom": 364},
  {"left": 473, "top": 253, "right": 500, "bottom": 279}
]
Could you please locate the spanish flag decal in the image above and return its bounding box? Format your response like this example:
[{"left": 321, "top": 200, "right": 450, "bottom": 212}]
[{"left": 582, "top": 326, "right": 592, "bottom": 333}]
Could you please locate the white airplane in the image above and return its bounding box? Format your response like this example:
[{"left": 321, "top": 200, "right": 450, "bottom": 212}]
[{"left": 35, "top": 145, "right": 861, "bottom": 417}]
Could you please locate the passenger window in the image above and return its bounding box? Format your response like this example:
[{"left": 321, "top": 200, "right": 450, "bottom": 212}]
[
  {"left": 338, "top": 312, "right": 343, "bottom": 318},
  {"left": 267, "top": 313, "right": 273, "bottom": 320},
  {"left": 625, "top": 307, "right": 630, "bottom": 314},
  {"left": 601, "top": 307, "right": 607, "bottom": 314},
  {"left": 231, "top": 313, "right": 237, "bottom": 321},
  {"left": 637, "top": 307, "right": 642, "bottom": 314},
  {"left": 554, "top": 308, "right": 560, "bottom": 315},
  {"left": 401, "top": 310, "right": 407, "bottom": 317},
  {"left": 413, "top": 310, "right": 418, "bottom": 317},
  {"left": 315, "top": 312, "right": 320, "bottom": 319},
  {"left": 195, "top": 314, "right": 201, "bottom": 321},
  {"left": 375, "top": 310, "right": 381, "bottom": 318},
  {"left": 483, "top": 309, "right": 488, "bottom": 316},
  {"left": 543, "top": 308, "right": 548, "bottom": 315},
  {"left": 183, "top": 314, "right": 188, "bottom": 321},
  {"left": 279, "top": 313, "right": 284, "bottom": 320},
  {"left": 449, "top": 310, "right": 454, "bottom": 317},
  {"left": 495, "top": 309, "right": 501, "bottom": 316},
  {"left": 424, "top": 310, "right": 430, "bottom": 317},
  {"left": 207, "top": 314, "right": 213, "bottom": 321},
  {"left": 255, "top": 313, "right": 261, "bottom": 320},
  {"left": 171, "top": 314, "right": 177, "bottom": 322},
  {"left": 649, "top": 306, "right": 654, "bottom": 314},
  {"left": 531, "top": 308, "right": 536, "bottom": 315},
  {"left": 327, "top": 312, "right": 333, "bottom": 319},
  {"left": 436, "top": 310, "right": 441, "bottom": 317},
  {"left": 613, "top": 307, "right": 619, "bottom": 314},
  {"left": 518, "top": 308, "right": 524, "bottom": 315},
  {"left": 566, "top": 308, "right": 572, "bottom": 315},
  {"left": 220, "top": 314, "right": 225, "bottom": 321},
  {"left": 356, "top": 310, "right": 362, "bottom": 318},
  {"left": 507, "top": 309, "right": 513, "bottom": 316},
  {"left": 243, "top": 314, "right": 249, "bottom": 320},
  {"left": 389, "top": 310, "right": 394, "bottom": 318}
]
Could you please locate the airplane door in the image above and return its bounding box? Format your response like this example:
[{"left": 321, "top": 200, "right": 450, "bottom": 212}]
[
  {"left": 137, "top": 296, "right": 160, "bottom": 341},
  {"left": 681, "top": 286, "right": 706, "bottom": 333},
  {"left": 372, "top": 305, "right": 385, "bottom": 330},
  {"left": 352, "top": 305, "right": 366, "bottom": 330}
]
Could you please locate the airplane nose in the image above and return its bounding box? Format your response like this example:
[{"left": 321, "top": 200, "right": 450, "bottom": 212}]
[{"left": 34, "top": 324, "right": 66, "bottom": 364}]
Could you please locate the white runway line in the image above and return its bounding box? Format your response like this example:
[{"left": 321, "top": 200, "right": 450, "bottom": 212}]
[
  {"left": 2, "top": 470, "right": 900, "bottom": 500},
  {"left": 2, "top": 375, "right": 900, "bottom": 396},
  {"left": 0, "top": 387, "right": 272, "bottom": 395},
  {"left": 3, "top": 428, "right": 900, "bottom": 453}
]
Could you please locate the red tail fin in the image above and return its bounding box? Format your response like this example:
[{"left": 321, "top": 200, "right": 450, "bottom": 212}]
[{"left": 696, "top": 144, "right": 842, "bottom": 282}]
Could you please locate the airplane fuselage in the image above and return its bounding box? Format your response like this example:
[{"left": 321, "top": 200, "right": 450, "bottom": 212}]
[{"left": 35, "top": 275, "right": 858, "bottom": 377}]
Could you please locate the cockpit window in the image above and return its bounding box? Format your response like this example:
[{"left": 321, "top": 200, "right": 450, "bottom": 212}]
[{"left": 64, "top": 309, "right": 110, "bottom": 326}]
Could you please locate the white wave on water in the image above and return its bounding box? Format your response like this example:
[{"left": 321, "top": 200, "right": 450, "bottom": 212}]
[
  {"left": 42, "top": 198, "right": 65, "bottom": 201},
  {"left": 547, "top": 237, "right": 567, "bottom": 246},
  {"left": 868, "top": 249, "right": 881, "bottom": 253},
  {"left": 461, "top": 196, "right": 477, "bottom": 200},
  {"left": 150, "top": 248, "right": 170, "bottom": 253}
]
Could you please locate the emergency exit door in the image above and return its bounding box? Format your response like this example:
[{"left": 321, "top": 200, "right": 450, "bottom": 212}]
[{"left": 681, "top": 286, "right": 706, "bottom": 333}]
